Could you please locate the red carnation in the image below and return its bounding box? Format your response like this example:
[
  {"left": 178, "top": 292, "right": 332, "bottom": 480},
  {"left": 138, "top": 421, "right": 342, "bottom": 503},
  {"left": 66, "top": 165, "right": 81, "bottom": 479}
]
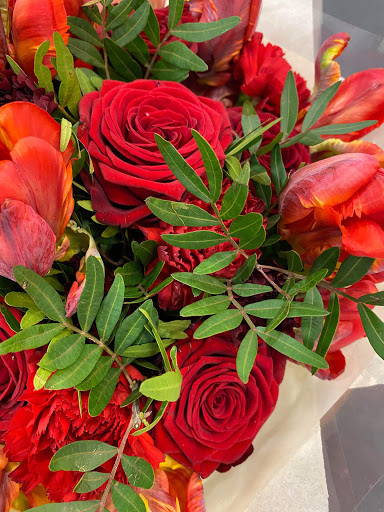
[
  {"left": 4, "top": 371, "right": 164, "bottom": 502},
  {"left": 140, "top": 179, "right": 265, "bottom": 311},
  {"left": 234, "top": 32, "right": 310, "bottom": 115},
  {"left": 153, "top": 327, "right": 286, "bottom": 478}
]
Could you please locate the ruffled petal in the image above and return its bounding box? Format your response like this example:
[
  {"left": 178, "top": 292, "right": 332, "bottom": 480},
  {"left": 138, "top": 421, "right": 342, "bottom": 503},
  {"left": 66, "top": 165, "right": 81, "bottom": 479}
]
[
  {"left": 314, "top": 68, "right": 384, "bottom": 141},
  {"left": 310, "top": 137, "right": 384, "bottom": 165},
  {"left": 12, "top": 0, "right": 69, "bottom": 78},
  {"left": 0, "top": 199, "right": 56, "bottom": 281}
]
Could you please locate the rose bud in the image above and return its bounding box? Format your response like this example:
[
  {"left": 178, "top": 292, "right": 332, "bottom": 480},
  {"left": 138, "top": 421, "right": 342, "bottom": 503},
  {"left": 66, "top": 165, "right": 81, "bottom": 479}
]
[{"left": 278, "top": 153, "right": 384, "bottom": 272}]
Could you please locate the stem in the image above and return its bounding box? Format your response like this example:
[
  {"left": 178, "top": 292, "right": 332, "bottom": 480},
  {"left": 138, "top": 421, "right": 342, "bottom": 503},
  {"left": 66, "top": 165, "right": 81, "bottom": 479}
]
[
  {"left": 228, "top": 284, "right": 259, "bottom": 333},
  {"left": 98, "top": 417, "right": 134, "bottom": 512},
  {"left": 63, "top": 322, "right": 134, "bottom": 388},
  {"left": 101, "top": 2, "right": 110, "bottom": 80},
  {"left": 56, "top": 105, "right": 76, "bottom": 124},
  {"left": 258, "top": 266, "right": 291, "bottom": 300},
  {"left": 144, "top": 30, "right": 172, "bottom": 79}
]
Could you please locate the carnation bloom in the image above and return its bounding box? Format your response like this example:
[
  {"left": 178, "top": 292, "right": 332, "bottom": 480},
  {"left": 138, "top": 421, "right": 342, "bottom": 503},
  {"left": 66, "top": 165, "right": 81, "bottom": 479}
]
[
  {"left": 278, "top": 153, "right": 384, "bottom": 270},
  {"left": 140, "top": 180, "right": 265, "bottom": 311},
  {"left": 4, "top": 373, "right": 164, "bottom": 502},
  {"left": 153, "top": 328, "right": 286, "bottom": 478},
  {"left": 0, "top": 102, "right": 74, "bottom": 280}
]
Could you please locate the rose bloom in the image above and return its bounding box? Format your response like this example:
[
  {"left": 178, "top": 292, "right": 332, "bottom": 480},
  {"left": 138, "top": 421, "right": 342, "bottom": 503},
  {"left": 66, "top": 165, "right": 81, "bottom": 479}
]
[
  {"left": 140, "top": 180, "right": 265, "bottom": 311},
  {"left": 234, "top": 32, "right": 310, "bottom": 115},
  {"left": 278, "top": 153, "right": 384, "bottom": 270},
  {"left": 153, "top": 328, "right": 286, "bottom": 478},
  {"left": 0, "top": 300, "right": 27, "bottom": 439},
  {"left": 79, "top": 80, "right": 232, "bottom": 227},
  {"left": 228, "top": 106, "right": 310, "bottom": 172},
  {"left": 4, "top": 373, "right": 164, "bottom": 502}
]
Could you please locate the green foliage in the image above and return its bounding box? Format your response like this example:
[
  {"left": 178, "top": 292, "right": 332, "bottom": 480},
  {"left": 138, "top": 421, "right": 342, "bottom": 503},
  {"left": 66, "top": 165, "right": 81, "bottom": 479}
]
[
  {"left": 280, "top": 70, "right": 299, "bottom": 138},
  {"left": 50, "top": 441, "right": 118, "bottom": 472}
]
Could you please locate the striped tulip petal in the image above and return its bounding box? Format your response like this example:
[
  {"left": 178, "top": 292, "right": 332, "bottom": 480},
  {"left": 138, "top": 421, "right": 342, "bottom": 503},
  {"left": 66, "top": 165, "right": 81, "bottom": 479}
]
[{"left": 310, "top": 138, "right": 384, "bottom": 165}]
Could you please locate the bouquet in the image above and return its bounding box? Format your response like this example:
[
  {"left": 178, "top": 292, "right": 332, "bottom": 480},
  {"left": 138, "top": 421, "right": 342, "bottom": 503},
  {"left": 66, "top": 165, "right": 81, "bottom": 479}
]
[{"left": 1, "top": 0, "right": 384, "bottom": 510}]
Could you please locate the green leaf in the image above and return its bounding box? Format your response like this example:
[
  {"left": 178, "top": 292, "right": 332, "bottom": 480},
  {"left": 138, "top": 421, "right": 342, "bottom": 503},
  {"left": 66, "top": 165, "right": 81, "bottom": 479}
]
[
  {"left": 154, "top": 133, "right": 211, "bottom": 202},
  {"left": 270, "top": 145, "right": 287, "bottom": 195},
  {"left": 279, "top": 250, "right": 303, "bottom": 272},
  {"left": 106, "top": 0, "right": 136, "bottom": 30},
  {"left": 30, "top": 502, "right": 104, "bottom": 512},
  {"left": 5, "top": 291, "right": 36, "bottom": 309},
  {"left": 0, "top": 304, "right": 20, "bottom": 332},
  {"left": 121, "top": 387, "right": 142, "bottom": 408},
  {"left": 34, "top": 40, "right": 54, "bottom": 92},
  {"left": 191, "top": 129, "right": 223, "bottom": 203},
  {"left": 140, "top": 371, "right": 182, "bottom": 402},
  {"left": 193, "top": 251, "right": 237, "bottom": 275},
  {"left": 226, "top": 118, "right": 281, "bottom": 157},
  {"left": 171, "top": 16, "right": 240, "bottom": 42},
  {"left": 226, "top": 155, "right": 242, "bottom": 180},
  {"left": 6, "top": 55, "right": 22, "bottom": 75},
  {"left": 180, "top": 295, "right": 231, "bottom": 317},
  {"left": 236, "top": 329, "right": 258, "bottom": 384},
  {"left": 302, "top": 81, "right": 341, "bottom": 132},
  {"left": 141, "top": 261, "right": 164, "bottom": 289},
  {"left": 244, "top": 299, "right": 329, "bottom": 319},
  {"left": 358, "top": 291, "right": 384, "bottom": 306},
  {"left": 151, "top": 60, "right": 189, "bottom": 82},
  {"left": 50, "top": 440, "right": 118, "bottom": 472},
  {"left": 162, "top": 231, "right": 227, "bottom": 249},
  {"left": 34, "top": 367, "right": 52, "bottom": 391},
  {"left": 232, "top": 253, "right": 257, "bottom": 284},
  {"left": 256, "top": 133, "right": 284, "bottom": 157},
  {"left": 45, "top": 345, "right": 102, "bottom": 390},
  {"left": 289, "top": 269, "right": 328, "bottom": 296},
  {"left": 358, "top": 304, "right": 384, "bottom": 359},
  {"left": 172, "top": 272, "right": 226, "bottom": 294},
  {"left": 112, "top": 2, "right": 151, "bottom": 47},
  {"left": 111, "top": 481, "right": 146, "bottom": 512},
  {"left": 331, "top": 255, "right": 374, "bottom": 288},
  {"left": 77, "top": 256, "right": 105, "bottom": 332},
  {"left": 312, "top": 292, "right": 340, "bottom": 373},
  {"left": 121, "top": 455, "right": 154, "bottom": 489},
  {"left": 250, "top": 162, "right": 271, "bottom": 186},
  {"left": 88, "top": 367, "right": 120, "bottom": 416},
  {"left": 114, "top": 301, "right": 153, "bottom": 354},
  {"left": 311, "top": 120, "right": 377, "bottom": 135},
  {"left": 145, "top": 198, "right": 219, "bottom": 227},
  {"left": 241, "top": 101, "right": 261, "bottom": 153},
  {"left": 168, "top": 0, "right": 184, "bottom": 29},
  {"left": 144, "top": 6, "right": 160, "bottom": 47},
  {"left": 220, "top": 163, "right": 250, "bottom": 220},
  {"left": 83, "top": 4, "right": 102, "bottom": 23},
  {"left": 229, "top": 212, "right": 265, "bottom": 249},
  {"left": 60, "top": 118, "right": 72, "bottom": 154},
  {"left": 76, "top": 356, "right": 113, "bottom": 391},
  {"left": 301, "top": 287, "right": 324, "bottom": 350},
  {"left": 262, "top": 234, "right": 282, "bottom": 247},
  {"left": 280, "top": 70, "right": 298, "bottom": 137},
  {"left": 232, "top": 283, "right": 272, "bottom": 297},
  {"left": 39, "top": 333, "right": 85, "bottom": 371},
  {"left": 309, "top": 247, "right": 340, "bottom": 278},
  {"left": 132, "top": 240, "right": 158, "bottom": 266},
  {"left": 159, "top": 41, "right": 208, "bottom": 72},
  {"left": 125, "top": 36, "right": 150, "bottom": 65},
  {"left": 76, "top": 68, "right": 97, "bottom": 95},
  {"left": 265, "top": 300, "right": 291, "bottom": 332},
  {"left": 116, "top": 261, "right": 143, "bottom": 286},
  {"left": 0, "top": 323, "right": 64, "bottom": 356},
  {"left": 74, "top": 472, "right": 109, "bottom": 493},
  {"left": 13, "top": 266, "right": 66, "bottom": 322},
  {"left": 158, "top": 319, "right": 190, "bottom": 339},
  {"left": 194, "top": 309, "right": 243, "bottom": 338},
  {"left": 67, "top": 38, "right": 104, "bottom": 68},
  {"left": 96, "top": 274, "right": 124, "bottom": 341},
  {"left": 104, "top": 38, "right": 142, "bottom": 80},
  {"left": 257, "top": 327, "right": 328, "bottom": 368},
  {"left": 280, "top": 131, "right": 324, "bottom": 148},
  {"left": 68, "top": 16, "right": 102, "bottom": 46},
  {"left": 54, "top": 31, "right": 76, "bottom": 107},
  {"left": 122, "top": 339, "right": 174, "bottom": 359},
  {"left": 253, "top": 181, "right": 272, "bottom": 209}
]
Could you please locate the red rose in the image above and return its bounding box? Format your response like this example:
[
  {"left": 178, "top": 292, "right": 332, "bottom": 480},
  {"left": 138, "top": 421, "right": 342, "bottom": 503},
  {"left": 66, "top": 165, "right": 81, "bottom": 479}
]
[
  {"left": 153, "top": 328, "right": 286, "bottom": 478},
  {"left": 0, "top": 300, "right": 27, "bottom": 439},
  {"left": 79, "top": 80, "right": 233, "bottom": 227},
  {"left": 140, "top": 179, "right": 265, "bottom": 310},
  {"left": 228, "top": 106, "right": 310, "bottom": 172},
  {"left": 234, "top": 32, "right": 310, "bottom": 115},
  {"left": 4, "top": 372, "right": 164, "bottom": 502}
]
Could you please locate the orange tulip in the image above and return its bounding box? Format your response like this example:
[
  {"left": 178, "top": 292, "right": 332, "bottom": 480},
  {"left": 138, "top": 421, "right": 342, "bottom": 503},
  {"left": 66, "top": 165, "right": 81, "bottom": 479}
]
[
  {"left": 278, "top": 153, "right": 384, "bottom": 270},
  {"left": 0, "top": 101, "right": 74, "bottom": 280},
  {"left": 189, "top": 0, "right": 262, "bottom": 86},
  {"left": 139, "top": 456, "right": 206, "bottom": 512},
  {"left": 12, "top": 0, "right": 88, "bottom": 77},
  {"left": 0, "top": 448, "right": 19, "bottom": 512}
]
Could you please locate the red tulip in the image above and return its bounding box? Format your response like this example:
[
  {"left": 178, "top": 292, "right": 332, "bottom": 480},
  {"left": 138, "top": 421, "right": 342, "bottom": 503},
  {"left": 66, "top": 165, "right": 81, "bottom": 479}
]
[
  {"left": 189, "top": 0, "right": 262, "bottom": 86},
  {"left": 278, "top": 153, "right": 384, "bottom": 270},
  {"left": 0, "top": 102, "right": 74, "bottom": 280}
]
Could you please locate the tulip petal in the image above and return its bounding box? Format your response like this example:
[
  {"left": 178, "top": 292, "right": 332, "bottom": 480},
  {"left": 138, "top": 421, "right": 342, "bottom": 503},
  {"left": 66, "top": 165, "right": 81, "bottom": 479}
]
[
  {"left": 310, "top": 137, "right": 384, "bottom": 166},
  {"left": 12, "top": 0, "right": 69, "bottom": 77},
  {"left": 314, "top": 68, "right": 384, "bottom": 141},
  {"left": 186, "top": 473, "right": 206, "bottom": 512},
  {"left": 0, "top": 102, "right": 73, "bottom": 163},
  {"left": 311, "top": 32, "right": 349, "bottom": 101},
  {"left": 341, "top": 218, "right": 384, "bottom": 259},
  {"left": 0, "top": 199, "right": 56, "bottom": 281}
]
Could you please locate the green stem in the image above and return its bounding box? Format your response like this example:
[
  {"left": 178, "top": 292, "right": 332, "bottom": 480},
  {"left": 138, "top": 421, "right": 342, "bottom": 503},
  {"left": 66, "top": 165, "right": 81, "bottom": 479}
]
[
  {"left": 144, "top": 30, "right": 172, "bottom": 79},
  {"left": 227, "top": 283, "right": 259, "bottom": 332},
  {"left": 56, "top": 105, "right": 76, "bottom": 124}
]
